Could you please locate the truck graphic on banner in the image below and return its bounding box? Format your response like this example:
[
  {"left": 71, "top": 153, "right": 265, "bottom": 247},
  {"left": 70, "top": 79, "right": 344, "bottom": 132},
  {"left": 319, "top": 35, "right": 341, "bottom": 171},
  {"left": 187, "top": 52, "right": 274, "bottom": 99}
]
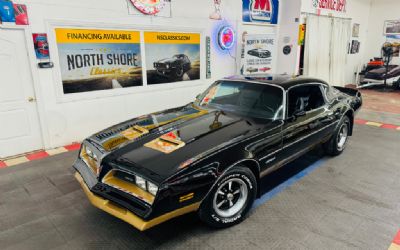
[{"left": 242, "top": 0, "right": 279, "bottom": 24}]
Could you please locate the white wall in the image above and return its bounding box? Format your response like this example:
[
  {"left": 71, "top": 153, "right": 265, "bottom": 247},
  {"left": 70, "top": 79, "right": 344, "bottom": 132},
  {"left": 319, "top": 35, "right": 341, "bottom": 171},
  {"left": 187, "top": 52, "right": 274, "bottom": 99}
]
[
  {"left": 301, "top": 0, "right": 372, "bottom": 84},
  {"left": 364, "top": 0, "right": 400, "bottom": 65},
  {"left": 7, "top": 0, "right": 301, "bottom": 150},
  {"left": 11, "top": 0, "right": 241, "bottom": 149}
]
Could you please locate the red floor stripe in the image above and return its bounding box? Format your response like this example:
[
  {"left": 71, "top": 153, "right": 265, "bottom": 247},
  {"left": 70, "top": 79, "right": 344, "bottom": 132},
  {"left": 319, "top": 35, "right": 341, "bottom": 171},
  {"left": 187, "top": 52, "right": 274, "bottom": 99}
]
[
  {"left": 381, "top": 124, "right": 399, "bottom": 130},
  {"left": 64, "top": 143, "right": 81, "bottom": 151},
  {"left": 0, "top": 161, "right": 7, "bottom": 168},
  {"left": 355, "top": 119, "right": 368, "bottom": 125},
  {"left": 26, "top": 151, "right": 50, "bottom": 161},
  {"left": 393, "top": 230, "right": 400, "bottom": 245}
]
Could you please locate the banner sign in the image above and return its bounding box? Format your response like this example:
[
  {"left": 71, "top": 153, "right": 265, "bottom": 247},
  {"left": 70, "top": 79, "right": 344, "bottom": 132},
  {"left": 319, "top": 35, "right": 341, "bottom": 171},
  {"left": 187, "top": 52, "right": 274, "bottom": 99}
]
[
  {"left": 242, "top": 0, "right": 279, "bottom": 25},
  {"left": 55, "top": 28, "right": 143, "bottom": 94},
  {"left": 243, "top": 34, "right": 277, "bottom": 75},
  {"left": 312, "top": 0, "right": 346, "bottom": 13},
  {"left": 144, "top": 31, "right": 201, "bottom": 85},
  {"left": 206, "top": 36, "right": 211, "bottom": 79}
]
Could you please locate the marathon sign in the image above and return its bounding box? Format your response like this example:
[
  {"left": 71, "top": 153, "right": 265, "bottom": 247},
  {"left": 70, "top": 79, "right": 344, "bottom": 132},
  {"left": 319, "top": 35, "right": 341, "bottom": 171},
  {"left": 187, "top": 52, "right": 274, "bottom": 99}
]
[
  {"left": 242, "top": 0, "right": 279, "bottom": 25},
  {"left": 313, "top": 0, "right": 347, "bottom": 13}
]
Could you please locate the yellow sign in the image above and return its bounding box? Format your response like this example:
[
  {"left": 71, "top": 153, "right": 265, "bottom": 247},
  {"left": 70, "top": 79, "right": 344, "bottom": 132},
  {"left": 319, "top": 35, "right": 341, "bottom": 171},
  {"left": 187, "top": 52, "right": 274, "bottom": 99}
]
[
  {"left": 144, "top": 32, "right": 200, "bottom": 44},
  {"left": 298, "top": 24, "right": 305, "bottom": 46},
  {"left": 55, "top": 28, "right": 140, "bottom": 44}
]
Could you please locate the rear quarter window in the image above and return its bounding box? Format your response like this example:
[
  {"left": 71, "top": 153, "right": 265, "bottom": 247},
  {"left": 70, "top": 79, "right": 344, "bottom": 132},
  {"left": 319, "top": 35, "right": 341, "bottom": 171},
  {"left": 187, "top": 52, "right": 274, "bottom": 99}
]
[{"left": 323, "top": 85, "right": 339, "bottom": 102}]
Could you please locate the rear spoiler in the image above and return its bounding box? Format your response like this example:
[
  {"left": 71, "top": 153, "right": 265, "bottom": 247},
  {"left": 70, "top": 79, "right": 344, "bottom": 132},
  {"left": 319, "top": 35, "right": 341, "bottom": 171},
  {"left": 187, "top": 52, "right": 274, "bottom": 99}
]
[
  {"left": 334, "top": 86, "right": 362, "bottom": 112},
  {"left": 333, "top": 86, "right": 361, "bottom": 98}
]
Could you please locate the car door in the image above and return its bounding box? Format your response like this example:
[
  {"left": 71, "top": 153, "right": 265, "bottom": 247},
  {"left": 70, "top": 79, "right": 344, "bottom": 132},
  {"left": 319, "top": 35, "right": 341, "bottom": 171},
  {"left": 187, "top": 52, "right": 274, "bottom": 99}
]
[{"left": 280, "top": 84, "right": 334, "bottom": 163}]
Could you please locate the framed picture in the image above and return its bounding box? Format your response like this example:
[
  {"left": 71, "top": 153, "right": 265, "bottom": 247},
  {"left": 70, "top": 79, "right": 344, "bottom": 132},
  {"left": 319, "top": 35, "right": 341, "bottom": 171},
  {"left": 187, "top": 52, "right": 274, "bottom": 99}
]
[
  {"left": 350, "top": 40, "right": 360, "bottom": 54},
  {"left": 384, "top": 20, "right": 400, "bottom": 35},
  {"left": 144, "top": 31, "right": 200, "bottom": 85},
  {"left": 352, "top": 23, "right": 360, "bottom": 38},
  {"left": 54, "top": 28, "right": 143, "bottom": 94}
]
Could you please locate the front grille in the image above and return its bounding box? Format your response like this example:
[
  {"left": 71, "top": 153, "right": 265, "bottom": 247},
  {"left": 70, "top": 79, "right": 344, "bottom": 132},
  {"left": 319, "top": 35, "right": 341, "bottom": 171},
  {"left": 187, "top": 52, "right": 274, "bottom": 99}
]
[
  {"left": 102, "top": 170, "right": 155, "bottom": 205},
  {"left": 115, "top": 171, "right": 136, "bottom": 185}
]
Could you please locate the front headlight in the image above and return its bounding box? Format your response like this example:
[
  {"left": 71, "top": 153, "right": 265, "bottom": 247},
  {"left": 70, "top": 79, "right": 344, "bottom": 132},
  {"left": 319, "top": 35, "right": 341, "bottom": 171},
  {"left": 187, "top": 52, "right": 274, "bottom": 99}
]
[
  {"left": 135, "top": 176, "right": 147, "bottom": 190},
  {"left": 85, "top": 147, "right": 94, "bottom": 158},
  {"left": 80, "top": 144, "right": 99, "bottom": 175},
  {"left": 166, "top": 64, "right": 170, "bottom": 69},
  {"left": 147, "top": 181, "right": 159, "bottom": 196}
]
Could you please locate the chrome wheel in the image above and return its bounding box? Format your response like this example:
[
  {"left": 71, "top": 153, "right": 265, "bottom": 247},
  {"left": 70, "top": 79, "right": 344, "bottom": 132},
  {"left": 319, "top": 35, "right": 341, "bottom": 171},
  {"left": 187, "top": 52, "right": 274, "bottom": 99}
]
[
  {"left": 212, "top": 178, "right": 248, "bottom": 218},
  {"left": 336, "top": 123, "right": 349, "bottom": 151}
]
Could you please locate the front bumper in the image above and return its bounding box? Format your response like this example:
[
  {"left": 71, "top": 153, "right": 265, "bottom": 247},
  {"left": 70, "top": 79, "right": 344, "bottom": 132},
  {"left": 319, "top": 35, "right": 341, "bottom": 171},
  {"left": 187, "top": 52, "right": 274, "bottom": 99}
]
[
  {"left": 156, "top": 68, "right": 173, "bottom": 76},
  {"left": 75, "top": 172, "right": 200, "bottom": 231}
]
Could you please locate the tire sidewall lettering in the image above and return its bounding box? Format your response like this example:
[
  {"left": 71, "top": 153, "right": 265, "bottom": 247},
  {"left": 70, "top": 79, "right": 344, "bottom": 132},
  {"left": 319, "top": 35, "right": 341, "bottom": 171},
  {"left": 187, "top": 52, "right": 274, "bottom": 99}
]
[
  {"left": 217, "top": 172, "right": 253, "bottom": 190},
  {"left": 210, "top": 170, "right": 254, "bottom": 223}
]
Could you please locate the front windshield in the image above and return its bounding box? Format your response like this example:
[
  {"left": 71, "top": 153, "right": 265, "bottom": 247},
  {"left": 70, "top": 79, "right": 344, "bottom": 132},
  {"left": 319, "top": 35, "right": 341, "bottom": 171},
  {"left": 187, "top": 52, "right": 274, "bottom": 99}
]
[{"left": 198, "top": 81, "right": 284, "bottom": 120}]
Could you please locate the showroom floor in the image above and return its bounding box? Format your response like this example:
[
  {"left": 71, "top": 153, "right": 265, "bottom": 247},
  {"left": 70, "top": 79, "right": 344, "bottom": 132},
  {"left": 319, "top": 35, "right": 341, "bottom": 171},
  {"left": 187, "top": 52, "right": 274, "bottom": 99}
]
[{"left": 1, "top": 120, "right": 399, "bottom": 249}]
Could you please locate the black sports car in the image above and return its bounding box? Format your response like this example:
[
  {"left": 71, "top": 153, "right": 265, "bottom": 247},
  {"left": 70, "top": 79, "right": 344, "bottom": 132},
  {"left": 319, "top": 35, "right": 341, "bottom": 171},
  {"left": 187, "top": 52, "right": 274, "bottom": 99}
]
[
  {"left": 153, "top": 54, "right": 191, "bottom": 78},
  {"left": 247, "top": 49, "right": 271, "bottom": 58},
  {"left": 74, "top": 75, "right": 362, "bottom": 231}
]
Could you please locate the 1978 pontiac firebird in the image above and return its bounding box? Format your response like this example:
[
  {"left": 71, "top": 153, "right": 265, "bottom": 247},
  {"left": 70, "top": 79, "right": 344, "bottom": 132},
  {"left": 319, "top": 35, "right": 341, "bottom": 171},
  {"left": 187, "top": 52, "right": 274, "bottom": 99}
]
[{"left": 74, "top": 75, "right": 362, "bottom": 231}]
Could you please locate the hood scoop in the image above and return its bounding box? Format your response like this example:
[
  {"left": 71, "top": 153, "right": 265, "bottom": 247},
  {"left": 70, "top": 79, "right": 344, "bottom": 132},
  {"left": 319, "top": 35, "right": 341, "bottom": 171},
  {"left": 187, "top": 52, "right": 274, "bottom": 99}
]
[
  {"left": 144, "top": 131, "right": 186, "bottom": 154},
  {"left": 120, "top": 125, "right": 149, "bottom": 140},
  {"left": 102, "top": 125, "right": 149, "bottom": 151}
]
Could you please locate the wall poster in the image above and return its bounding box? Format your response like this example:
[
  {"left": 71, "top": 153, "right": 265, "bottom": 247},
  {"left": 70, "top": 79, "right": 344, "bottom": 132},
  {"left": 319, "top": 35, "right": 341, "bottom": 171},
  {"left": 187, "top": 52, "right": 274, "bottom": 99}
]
[
  {"left": 13, "top": 4, "right": 29, "bottom": 25},
  {"left": 33, "top": 33, "right": 50, "bottom": 59},
  {"left": 352, "top": 23, "right": 360, "bottom": 38},
  {"left": 55, "top": 28, "right": 143, "bottom": 94},
  {"left": 242, "top": 0, "right": 279, "bottom": 25},
  {"left": 350, "top": 40, "right": 360, "bottom": 54},
  {"left": 144, "top": 31, "right": 201, "bottom": 85},
  {"left": 243, "top": 34, "right": 277, "bottom": 75},
  {"left": 384, "top": 20, "right": 400, "bottom": 35}
]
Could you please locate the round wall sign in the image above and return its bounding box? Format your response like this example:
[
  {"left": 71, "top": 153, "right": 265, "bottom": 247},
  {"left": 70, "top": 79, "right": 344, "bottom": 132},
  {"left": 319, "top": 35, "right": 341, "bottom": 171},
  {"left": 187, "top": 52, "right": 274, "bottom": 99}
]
[
  {"left": 130, "top": 0, "right": 166, "bottom": 15},
  {"left": 218, "top": 26, "right": 236, "bottom": 50},
  {"left": 283, "top": 45, "right": 292, "bottom": 55}
]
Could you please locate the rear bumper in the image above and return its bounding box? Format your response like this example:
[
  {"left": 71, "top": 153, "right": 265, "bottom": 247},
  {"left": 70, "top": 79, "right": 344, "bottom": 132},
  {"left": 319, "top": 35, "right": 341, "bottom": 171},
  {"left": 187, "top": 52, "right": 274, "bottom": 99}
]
[{"left": 75, "top": 172, "right": 200, "bottom": 231}]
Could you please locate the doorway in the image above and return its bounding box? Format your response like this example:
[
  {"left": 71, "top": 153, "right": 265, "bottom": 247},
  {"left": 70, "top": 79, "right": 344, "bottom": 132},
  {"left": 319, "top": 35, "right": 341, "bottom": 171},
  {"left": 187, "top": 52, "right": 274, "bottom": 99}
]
[
  {"left": 300, "top": 14, "right": 351, "bottom": 86},
  {"left": 0, "top": 29, "right": 43, "bottom": 158}
]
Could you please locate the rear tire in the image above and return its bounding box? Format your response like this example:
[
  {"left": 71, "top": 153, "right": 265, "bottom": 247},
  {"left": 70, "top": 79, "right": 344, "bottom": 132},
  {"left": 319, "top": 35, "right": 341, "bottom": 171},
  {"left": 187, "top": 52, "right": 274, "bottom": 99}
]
[
  {"left": 198, "top": 166, "right": 257, "bottom": 228},
  {"left": 324, "top": 116, "right": 351, "bottom": 156},
  {"left": 394, "top": 79, "right": 400, "bottom": 89}
]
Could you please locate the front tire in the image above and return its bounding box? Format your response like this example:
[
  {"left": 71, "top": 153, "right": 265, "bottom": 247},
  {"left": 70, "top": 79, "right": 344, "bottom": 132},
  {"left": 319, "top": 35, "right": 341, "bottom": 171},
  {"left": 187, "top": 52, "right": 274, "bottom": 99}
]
[
  {"left": 324, "top": 116, "right": 351, "bottom": 156},
  {"left": 175, "top": 66, "right": 184, "bottom": 78},
  {"left": 198, "top": 166, "right": 257, "bottom": 228}
]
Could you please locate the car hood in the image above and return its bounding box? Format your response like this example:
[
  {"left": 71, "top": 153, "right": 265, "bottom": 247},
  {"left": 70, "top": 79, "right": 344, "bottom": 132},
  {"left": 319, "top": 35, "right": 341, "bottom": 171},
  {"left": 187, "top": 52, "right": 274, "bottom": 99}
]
[
  {"left": 156, "top": 58, "right": 176, "bottom": 64},
  {"left": 87, "top": 105, "right": 277, "bottom": 183}
]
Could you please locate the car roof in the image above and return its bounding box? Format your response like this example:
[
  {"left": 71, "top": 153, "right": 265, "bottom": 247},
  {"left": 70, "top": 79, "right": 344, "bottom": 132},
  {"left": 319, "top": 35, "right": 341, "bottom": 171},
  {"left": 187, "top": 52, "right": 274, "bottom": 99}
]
[{"left": 222, "top": 74, "right": 328, "bottom": 90}]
